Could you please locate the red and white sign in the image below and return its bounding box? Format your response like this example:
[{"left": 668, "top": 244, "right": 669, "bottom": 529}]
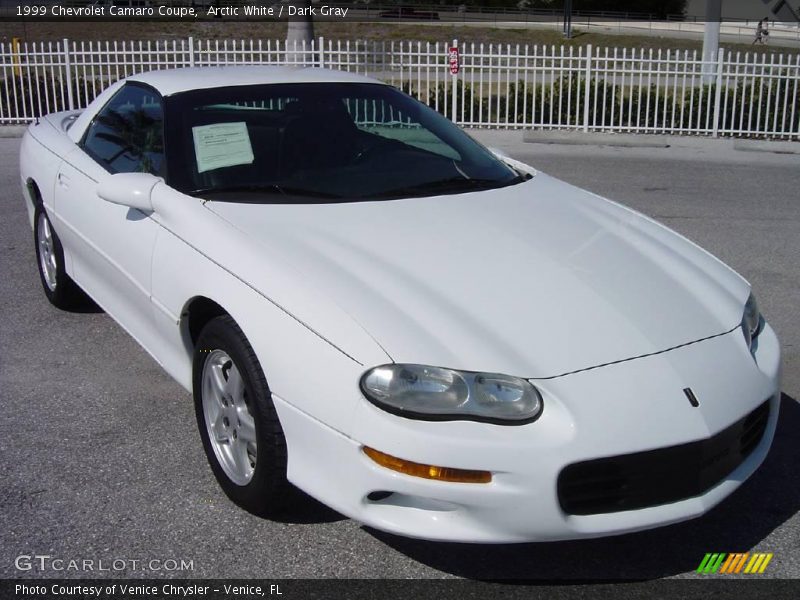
[{"left": 449, "top": 47, "right": 459, "bottom": 75}]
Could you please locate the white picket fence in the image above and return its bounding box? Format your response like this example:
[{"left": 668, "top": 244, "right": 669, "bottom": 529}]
[{"left": 1, "top": 37, "right": 799, "bottom": 139}]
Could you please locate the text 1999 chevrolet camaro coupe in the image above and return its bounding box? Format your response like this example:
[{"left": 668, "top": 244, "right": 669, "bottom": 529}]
[{"left": 20, "top": 66, "right": 781, "bottom": 543}]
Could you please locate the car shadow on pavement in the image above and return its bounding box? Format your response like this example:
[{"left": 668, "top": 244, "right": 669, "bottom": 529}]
[
  {"left": 65, "top": 288, "right": 104, "bottom": 314},
  {"left": 272, "top": 486, "right": 347, "bottom": 525},
  {"left": 366, "top": 393, "right": 800, "bottom": 581}
]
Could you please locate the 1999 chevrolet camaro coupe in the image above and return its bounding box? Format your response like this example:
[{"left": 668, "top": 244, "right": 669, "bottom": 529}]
[{"left": 20, "top": 66, "right": 781, "bottom": 542}]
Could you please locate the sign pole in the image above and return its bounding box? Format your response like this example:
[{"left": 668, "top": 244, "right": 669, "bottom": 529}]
[{"left": 449, "top": 39, "right": 459, "bottom": 123}]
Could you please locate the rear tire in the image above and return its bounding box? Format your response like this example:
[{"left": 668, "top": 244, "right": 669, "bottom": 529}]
[
  {"left": 34, "top": 206, "right": 82, "bottom": 310},
  {"left": 193, "top": 315, "right": 290, "bottom": 516}
]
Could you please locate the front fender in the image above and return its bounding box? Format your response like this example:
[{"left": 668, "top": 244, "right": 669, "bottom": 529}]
[{"left": 149, "top": 187, "right": 390, "bottom": 437}]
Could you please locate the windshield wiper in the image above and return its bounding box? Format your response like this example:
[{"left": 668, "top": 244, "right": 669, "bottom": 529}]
[
  {"left": 369, "top": 175, "right": 526, "bottom": 199},
  {"left": 190, "top": 184, "right": 342, "bottom": 200}
]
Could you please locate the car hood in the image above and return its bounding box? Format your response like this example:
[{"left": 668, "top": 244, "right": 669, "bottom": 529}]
[{"left": 205, "top": 173, "right": 749, "bottom": 378}]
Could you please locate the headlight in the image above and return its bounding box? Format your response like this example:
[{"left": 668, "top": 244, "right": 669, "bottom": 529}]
[
  {"left": 360, "top": 364, "right": 543, "bottom": 424},
  {"left": 741, "top": 292, "right": 762, "bottom": 350}
]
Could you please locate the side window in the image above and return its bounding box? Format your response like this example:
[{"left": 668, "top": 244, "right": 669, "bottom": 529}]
[{"left": 82, "top": 84, "right": 165, "bottom": 176}]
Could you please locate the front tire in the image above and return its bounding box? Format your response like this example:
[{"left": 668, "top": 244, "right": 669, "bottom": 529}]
[
  {"left": 34, "top": 207, "right": 82, "bottom": 309},
  {"left": 193, "top": 315, "right": 290, "bottom": 516}
]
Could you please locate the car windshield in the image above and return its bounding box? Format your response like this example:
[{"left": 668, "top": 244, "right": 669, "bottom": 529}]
[{"left": 165, "top": 82, "right": 526, "bottom": 202}]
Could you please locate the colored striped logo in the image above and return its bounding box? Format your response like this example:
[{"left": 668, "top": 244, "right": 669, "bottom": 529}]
[{"left": 697, "top": 552, "right": 773, "bottom": 574}]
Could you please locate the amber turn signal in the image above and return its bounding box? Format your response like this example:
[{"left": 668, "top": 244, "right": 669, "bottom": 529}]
[{"left": 363, "top": 447, "right": 492, "bottom": 484}]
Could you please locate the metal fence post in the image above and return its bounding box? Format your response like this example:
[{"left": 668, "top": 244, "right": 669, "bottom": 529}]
[
  {"left": 63, "top": 39, "right": 74, "bottom": 111},
  {"left": 712, "top": 47, "right": 724, "bottom": 138},
  {"left": 188, "top": 36, "right": 195, "bottom": 67},
  {"left": 318, "top": 36, "right": 325, "bottom": 68},
  {"left": 583, "top": 44, "right": 592, "bottom": 132}
]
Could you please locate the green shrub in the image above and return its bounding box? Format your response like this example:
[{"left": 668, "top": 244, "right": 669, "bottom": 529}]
[{"left": 424, "top": 74, "right": 800, "bottom": 137}]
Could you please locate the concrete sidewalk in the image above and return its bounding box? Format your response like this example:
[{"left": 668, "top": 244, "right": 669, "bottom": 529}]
[
  {"left": 0, "top": 125, "right": 27, "bottom": 138},
  {"left": 519, "top": 130, "right": 800, "bottom": 154}
]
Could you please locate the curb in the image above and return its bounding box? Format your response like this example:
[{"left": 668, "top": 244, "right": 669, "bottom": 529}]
[
  {"left": 732, "top": 139, "right": 800, "bottom": 155},
  {"left": 0, "top": 125, "right": 28, "bottom": 138},
  {"left": 523, "top": 131, "right": 672, "bottom": 148},
  {"left": 522, "top": 130, "right": 800, "bottom": 154}
]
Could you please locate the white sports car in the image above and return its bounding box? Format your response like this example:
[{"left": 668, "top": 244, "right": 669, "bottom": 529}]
[{"left": 19, "top": 66, "right": 781, "bottom": 543}]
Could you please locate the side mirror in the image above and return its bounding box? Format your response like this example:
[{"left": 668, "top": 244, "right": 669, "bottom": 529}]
[{"left": 97, "top": 172, "right": 161, "bottom": 212}]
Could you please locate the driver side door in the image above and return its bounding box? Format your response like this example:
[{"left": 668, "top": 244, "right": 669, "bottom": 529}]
[{"left": 53, "top": 83, "right": 165, "bottom": 357}]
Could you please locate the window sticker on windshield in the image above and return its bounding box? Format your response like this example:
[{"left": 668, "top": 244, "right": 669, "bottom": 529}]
[{"left": 192, "top": 122, "right": 254, "bottom": 173}]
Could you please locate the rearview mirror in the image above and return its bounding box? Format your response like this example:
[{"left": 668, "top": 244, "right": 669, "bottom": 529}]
[{"left": 97, "top": 172, "right": 162, "bottom": 213}]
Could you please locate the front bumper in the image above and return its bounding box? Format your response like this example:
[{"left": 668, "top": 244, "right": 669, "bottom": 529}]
[{"left": 273, "top": 323, "right": 781, "bottom": 543}]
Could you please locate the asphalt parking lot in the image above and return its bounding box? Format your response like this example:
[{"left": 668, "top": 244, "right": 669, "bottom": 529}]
[{"left": 1, "top": 132, "right": 798, "bottom": 581}]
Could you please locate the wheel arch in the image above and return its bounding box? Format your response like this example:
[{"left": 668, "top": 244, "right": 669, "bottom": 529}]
[
  {"left": 26, "top": 178, "right": 43, "bottom": 206},
  {"left": 181, "top": 295, "right": 232, "bottom": 355},
  {"left": 24, "top": 177, "right": 43, "bottom": 228}
]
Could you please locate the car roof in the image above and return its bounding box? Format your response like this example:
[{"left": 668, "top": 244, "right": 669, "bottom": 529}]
[{"left": 126, "top": 66, "right": 385, "bottom": 97}]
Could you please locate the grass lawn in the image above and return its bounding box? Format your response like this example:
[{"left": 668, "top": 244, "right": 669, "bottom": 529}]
[{"left": 2, "top": 20, "right": 797, "bottom": 57}]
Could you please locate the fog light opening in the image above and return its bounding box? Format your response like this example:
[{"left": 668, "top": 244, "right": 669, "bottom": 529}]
[
  {"left": 366, "top": 491, "right": 394, "bottom": 502},
  {"left": 362, "top": 447, "right": 492, "bottom": 484}
]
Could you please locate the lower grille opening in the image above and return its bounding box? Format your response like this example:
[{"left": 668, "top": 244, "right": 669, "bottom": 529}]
[{"left": 558, "top": 400, "right": 771, "bottom": 516}]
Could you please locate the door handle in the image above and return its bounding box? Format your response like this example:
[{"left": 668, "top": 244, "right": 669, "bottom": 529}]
[{"left": 57, "top": 172, "right": 70, "bottom": 188}]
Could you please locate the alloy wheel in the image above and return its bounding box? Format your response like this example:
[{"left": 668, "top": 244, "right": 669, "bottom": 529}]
[{"left": 201, "top": 350, "right": 258, "bottom": 485}]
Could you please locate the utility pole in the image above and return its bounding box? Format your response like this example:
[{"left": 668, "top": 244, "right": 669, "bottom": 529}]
[
  {"left": 702, "top": 0, "right": 722, "bottom": 82},
  {"left": 286, "top": 0, "right": 315, "bottom": 64},
  {"left": 563, "top": 0, "right": 573, "bottom": 39}
]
